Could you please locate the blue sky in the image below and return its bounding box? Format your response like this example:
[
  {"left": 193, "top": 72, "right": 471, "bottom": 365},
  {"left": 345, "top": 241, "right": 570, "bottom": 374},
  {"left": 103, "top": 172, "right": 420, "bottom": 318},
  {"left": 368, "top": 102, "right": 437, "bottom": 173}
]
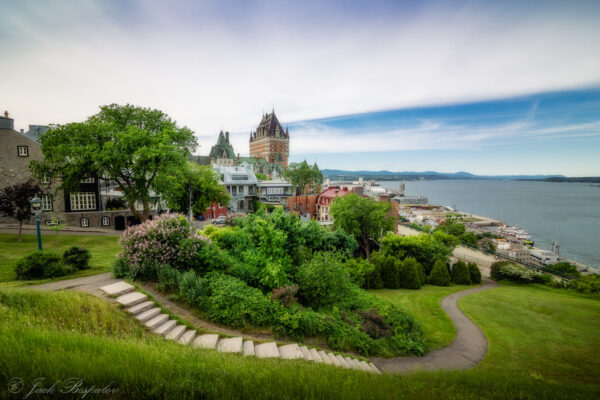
[{"left": 2, "top": 0, "right": 600, "bottom": 175}]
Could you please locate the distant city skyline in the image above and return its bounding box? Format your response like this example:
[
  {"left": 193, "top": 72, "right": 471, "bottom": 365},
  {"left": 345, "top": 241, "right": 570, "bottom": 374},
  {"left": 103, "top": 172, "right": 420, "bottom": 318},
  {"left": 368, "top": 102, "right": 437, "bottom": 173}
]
[{"left": 2, "top": 0, "right": 600, "bottom": 176}]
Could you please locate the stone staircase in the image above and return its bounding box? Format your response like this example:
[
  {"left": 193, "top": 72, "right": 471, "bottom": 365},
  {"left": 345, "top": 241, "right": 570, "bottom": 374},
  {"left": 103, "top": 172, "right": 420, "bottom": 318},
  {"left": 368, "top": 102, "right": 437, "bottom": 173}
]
[{"left": 101, "top": 281, "right": 380, "bottom": 374}]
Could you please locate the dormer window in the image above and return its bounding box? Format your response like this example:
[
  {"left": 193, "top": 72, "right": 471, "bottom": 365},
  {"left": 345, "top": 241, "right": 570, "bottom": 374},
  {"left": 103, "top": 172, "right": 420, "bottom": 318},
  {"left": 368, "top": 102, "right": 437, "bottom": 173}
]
[
  {"left": 80, "top": 177, "right": 95, "bottom": 183},
  {"left": 17, "top": 146, "right": 28, "bottom": 157}
]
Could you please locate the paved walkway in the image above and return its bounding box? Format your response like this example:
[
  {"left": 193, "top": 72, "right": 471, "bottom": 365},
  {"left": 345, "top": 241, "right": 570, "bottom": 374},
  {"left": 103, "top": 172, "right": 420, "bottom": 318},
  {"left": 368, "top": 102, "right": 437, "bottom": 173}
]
[{"left": 372, "top": 279, "right": 499, "bottom": 374}]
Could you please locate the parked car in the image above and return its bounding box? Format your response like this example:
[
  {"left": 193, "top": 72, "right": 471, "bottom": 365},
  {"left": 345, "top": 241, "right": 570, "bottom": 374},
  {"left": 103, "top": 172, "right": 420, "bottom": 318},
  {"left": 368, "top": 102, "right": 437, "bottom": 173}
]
[{"left": 212, "top": 215, "right": 227, "bottom": 225}]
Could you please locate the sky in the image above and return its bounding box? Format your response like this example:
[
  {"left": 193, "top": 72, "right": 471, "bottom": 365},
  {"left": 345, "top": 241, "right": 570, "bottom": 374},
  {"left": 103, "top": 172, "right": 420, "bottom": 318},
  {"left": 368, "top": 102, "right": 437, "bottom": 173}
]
[{"left": 2, "top": 0, "right": 600, "bottom": 176}]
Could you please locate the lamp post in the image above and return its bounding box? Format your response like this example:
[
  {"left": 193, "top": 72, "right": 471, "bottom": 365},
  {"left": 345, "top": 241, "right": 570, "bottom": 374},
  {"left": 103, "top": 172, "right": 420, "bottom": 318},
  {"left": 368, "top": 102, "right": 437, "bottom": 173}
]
[{"left": 30, "top": 194, "right": 43, "bottom": 251}]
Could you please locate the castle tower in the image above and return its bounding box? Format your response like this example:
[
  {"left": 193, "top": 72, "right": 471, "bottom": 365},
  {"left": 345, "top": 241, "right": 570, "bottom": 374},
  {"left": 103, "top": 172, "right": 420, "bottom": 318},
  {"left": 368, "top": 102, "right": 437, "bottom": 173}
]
[{"left": 249, "top": 111, "right": 289, "bottom": 168}]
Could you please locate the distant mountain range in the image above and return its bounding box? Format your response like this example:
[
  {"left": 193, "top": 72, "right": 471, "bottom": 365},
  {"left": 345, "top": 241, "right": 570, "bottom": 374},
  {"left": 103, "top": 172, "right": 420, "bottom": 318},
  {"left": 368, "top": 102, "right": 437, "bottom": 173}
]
[{"left": 321, "top": 169, "right": 573, "bottom": 181}]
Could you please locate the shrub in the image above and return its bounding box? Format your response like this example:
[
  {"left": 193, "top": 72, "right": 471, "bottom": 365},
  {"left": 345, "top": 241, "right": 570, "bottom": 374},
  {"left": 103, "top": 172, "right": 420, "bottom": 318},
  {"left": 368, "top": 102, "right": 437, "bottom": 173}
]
[
  {"left": 62, "top": 246, "right": 91, "bottom": 270},
  {"left": 119, "top": 213, "right": 209, "bottom": 277},
  {"left": 364, "top": 259, "right": 384, "bottom": 289},
  {"left": 344, "top": 257, "right": 375, "bottom": 288},
  {"left": 296, "top": 252, "right": 354, "bottom": 310},
  {"left": 112, "top": 257, "right": 130, "bottom": 278},
  {"left": 490, "top": 261, "right": 536, "bottom": 283},
  {"left": 544, "top": 262, "right": 581, "bottom": 279},
  {"left": 157, "top": 265, "right": 181, "bottom": 292},
  {"left": 381, "top": 234, "right": 453, "bottom": 275},
  {"left": 399, "top": 257, "right": 422, "bottom": 289},
  {"left": 271, "top": 284, "right": 299, "bottom": 307},
  {"left": 178, "top": 270, "right": 208, "bottom": 306},
  {"left": 451, "top": 261, "right": 472, "bottom": 285},
  {"left": 568, "top": 274, "right": 600, "bottom": 295},
  {"left": 468, "top": 262, "right": 482, "bottom": 284},
  {"left": 428, "top": 259, "right": 451, "bottom": 286},
  {"left": 357, "top": 308, "right": 391, "bottom": 339},
  {"left": 372, "top": 253, "right": 401, "bottom": 289},
  {"left": 15, "top": 251, "right": 68, "bottom": 280}
]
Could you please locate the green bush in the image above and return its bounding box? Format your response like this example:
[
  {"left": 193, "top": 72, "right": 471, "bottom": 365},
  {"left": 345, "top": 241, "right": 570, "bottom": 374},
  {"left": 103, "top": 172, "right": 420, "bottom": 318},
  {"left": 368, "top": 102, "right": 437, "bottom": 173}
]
[
  {"left": 568, "top": 274, "right": 600, "bottom": 295},
  {"left": 178, "top": 270, "right": 208, "bottom": 306},
  {"left": 399, "top": 257, "right": 423, "bottom": 289},
  {"left": 372, "top": 253, "right": 401, "bottom": 289},
  {"left": 344, "top": 257, "right": 374, "bottom": 288},
  {"left": 157, "top": 265, "right": 181, "bottom": 292},
  {"left": 428, "top": 259, "right": 451, "bottom": 286},
  {"left": 451, "top": 261, "right": 472, "bottom": 285},
  {"left": 490, "top": 261, "right": 535, "bottom": 283},
  {"left": 112, "top": 257, "right": 129, "bottom": 278},
  {"left": 468, "top": 262, "right": 482, "bottom": 284},
  {"left": 381, "top": 234, "right": 453, "bottom": 275},
  {"left": 15, "top": 251, "right": 68, "bottom": 280},
  {"left": 62, "top": 246, "right": 91, "bottom": 270},
  {"left": 364, "top": 259, "right": 384, "bottom": 289},
  {"left": 296, "top": 252, "right": 354, "bottom": 310},
  {"left": 544, "top": 262, "right": 581, "bottom": 279}
]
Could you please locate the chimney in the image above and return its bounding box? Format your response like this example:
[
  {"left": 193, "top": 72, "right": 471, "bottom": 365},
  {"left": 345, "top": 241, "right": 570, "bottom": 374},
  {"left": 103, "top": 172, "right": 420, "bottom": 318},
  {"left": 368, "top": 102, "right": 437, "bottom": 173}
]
[
  {"left": 3, "top": 111, "right": 8, "bottom": 118},
  {"left": 0, "top": 110, "right": 14, "bottom": 130},
  {"left": 226, "top": 131, "right": 229, "bottom": 143}
]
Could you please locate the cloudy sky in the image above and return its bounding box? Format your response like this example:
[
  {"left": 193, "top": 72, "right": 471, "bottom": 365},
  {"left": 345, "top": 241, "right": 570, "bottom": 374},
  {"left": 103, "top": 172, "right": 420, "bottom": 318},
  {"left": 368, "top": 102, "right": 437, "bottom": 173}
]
[{"left": 2, "top": 0, "right": 600, "bottom": 175}]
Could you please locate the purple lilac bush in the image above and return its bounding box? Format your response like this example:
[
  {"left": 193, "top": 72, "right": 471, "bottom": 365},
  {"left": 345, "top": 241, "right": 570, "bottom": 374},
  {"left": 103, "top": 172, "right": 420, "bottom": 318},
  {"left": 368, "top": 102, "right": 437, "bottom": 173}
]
[{"left": 118, "top": 214, "right": 209, "bottom": 274}]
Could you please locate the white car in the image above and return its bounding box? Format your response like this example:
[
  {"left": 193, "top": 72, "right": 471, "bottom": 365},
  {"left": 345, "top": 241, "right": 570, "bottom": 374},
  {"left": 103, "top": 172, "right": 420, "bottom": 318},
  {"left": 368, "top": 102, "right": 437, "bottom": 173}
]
[{"left": 212, "top": 215, "right": 227, "bottom": 225}]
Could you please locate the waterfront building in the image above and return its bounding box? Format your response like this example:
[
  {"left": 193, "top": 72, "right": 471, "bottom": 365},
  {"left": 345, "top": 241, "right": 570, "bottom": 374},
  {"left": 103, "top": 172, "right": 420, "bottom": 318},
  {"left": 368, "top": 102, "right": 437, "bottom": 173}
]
[{"left": 529, "top": 249, "right": 560, "bottom": 267}]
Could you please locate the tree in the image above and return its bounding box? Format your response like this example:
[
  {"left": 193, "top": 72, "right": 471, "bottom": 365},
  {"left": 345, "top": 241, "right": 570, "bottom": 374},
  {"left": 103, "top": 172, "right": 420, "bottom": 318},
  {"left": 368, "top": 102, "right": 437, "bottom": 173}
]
[
  {"left": 468, "top": 262, "right": 482, "bottom": 284},
  {"left": 372, "top": 253, "right": 400, "bottom": 289},
  {"left": 0, "top": 179, "right": 41, "bottom": 242},
  {"left": 399, "top": 257, "right": 423, "bottom": 289},
  {"left": 284, "top": 160, "right": 323, "bottom": 209},
  {"left": 155, "top": 162, "right": 229, "bottom": 217},
  {"left": 428, "top": 259, "right": 451, "bottom": 286},
  {"left": 381, "top": 233, "right": 453, "bottom": 275},
  {"left": 478, "top": 238, "right": 497, "bottom": 254},
  {"left": 30, "top": 104, "right": 196, "bottom": 222},
  {"left": 451, "top": 261, "right": 472, "bottom": 285},
  {"left": 330, "top": 194, "right": 395, "bottom": 258}
]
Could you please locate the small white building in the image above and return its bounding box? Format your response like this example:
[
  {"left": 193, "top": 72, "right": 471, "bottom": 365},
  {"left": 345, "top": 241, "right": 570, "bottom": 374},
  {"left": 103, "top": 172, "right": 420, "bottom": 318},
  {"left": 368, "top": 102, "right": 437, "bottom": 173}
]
[{"left": 214, "top": 163, "right": 258, "bottom": 213}]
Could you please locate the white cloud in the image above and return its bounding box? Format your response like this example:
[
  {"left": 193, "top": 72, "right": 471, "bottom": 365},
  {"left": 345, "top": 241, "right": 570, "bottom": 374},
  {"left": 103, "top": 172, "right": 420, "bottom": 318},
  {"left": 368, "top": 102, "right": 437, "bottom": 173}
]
[{"left": 1, "top": 0, "right": 600, "bottom": 158}]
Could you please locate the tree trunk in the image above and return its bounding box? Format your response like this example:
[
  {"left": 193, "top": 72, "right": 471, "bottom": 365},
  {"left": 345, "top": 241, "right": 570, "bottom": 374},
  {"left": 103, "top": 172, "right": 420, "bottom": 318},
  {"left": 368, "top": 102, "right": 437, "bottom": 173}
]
[
  {"left": 142, "top": 199, "right": 150, "bottom": 222},
  {"left": 129, "top": 200, "right": 144, "bottom": 223},
  {"left": 18, "top": 220, "right": 22, "bottom": 243},
  {"left": 361, "top": 232, "right": 370, "bottom": 259}
]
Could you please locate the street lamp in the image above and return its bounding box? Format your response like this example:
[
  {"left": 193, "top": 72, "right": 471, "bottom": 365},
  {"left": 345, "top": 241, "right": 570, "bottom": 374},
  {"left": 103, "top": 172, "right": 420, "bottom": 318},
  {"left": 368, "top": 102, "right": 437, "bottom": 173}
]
[{"left": 30, "top": 194, "right": 43, "bottom": 251}]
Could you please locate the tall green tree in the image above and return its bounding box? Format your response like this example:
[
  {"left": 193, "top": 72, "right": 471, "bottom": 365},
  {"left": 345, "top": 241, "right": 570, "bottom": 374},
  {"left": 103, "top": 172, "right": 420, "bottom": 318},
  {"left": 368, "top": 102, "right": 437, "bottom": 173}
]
[
  {"left": 284, "top": 160, "right": 323, "bottom": 201},
  {"left": 0, "top": 179, "right": 41, "bottom": 242},
  {"left": 330, "top": 193, "right": 395, "bottom": 258},
  {"left": 31, "top": 104, "right": 197, "bottom": 222},
  {"left": 155, "top": 162, "right": 229, "bottom": 217}
]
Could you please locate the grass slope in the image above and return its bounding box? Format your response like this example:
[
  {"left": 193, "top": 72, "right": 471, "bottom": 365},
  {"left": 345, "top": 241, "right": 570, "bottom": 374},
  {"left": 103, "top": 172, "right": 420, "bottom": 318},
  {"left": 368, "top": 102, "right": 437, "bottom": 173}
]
[
  {"left": 1, "top": 288, "right": 598, "bottom": 399},
  {"left": 0, "top": 233, "right": 119, "bottom": 285},
  {"left": 369, "top": 284, "right": 468, "bottom": 351}
]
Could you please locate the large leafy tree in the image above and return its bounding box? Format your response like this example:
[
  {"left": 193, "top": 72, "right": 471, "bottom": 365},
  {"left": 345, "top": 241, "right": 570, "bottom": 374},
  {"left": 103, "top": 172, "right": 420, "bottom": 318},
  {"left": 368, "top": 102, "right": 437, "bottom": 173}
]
[
  {"left": 330, "top": 193, "right": 395, "bottom": 258},
  {"left": 155, "top": 162, "right": 229, "bottom": 217},
  {"left": 284, "top": 160, "right": 323, "bottom": 210},
  {"left": 0, "top": 179, "right": 41, "bottom": 242},
  {"left": 31, "top": 104, "right": 197, "bottom": 222}
]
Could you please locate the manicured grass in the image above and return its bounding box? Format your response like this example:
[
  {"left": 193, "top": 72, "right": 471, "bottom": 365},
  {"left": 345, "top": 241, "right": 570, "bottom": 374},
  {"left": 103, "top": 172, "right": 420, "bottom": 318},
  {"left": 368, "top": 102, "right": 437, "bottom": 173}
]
[
  {"left": 369, "top": 284, "right": 469, "bottom": 351},
  {"left": 0, "top": 233, "right": 120, "bottom": 285},
  {"left": 459, "top": 283, "right": 600, "bottom": 384},
  {"left": 1, "top": 288, "right": 597, "bottom": 399}
]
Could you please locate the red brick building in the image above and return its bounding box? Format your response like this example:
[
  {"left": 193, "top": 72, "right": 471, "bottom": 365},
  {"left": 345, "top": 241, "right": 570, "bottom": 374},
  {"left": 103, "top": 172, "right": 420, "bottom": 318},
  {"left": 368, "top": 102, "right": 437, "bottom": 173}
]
[
  {"left": 315, "top": 186, "right": 353, "bottom": 222},
  {"left": 202, "top": 202, "right": 228, "bottom": 220}
]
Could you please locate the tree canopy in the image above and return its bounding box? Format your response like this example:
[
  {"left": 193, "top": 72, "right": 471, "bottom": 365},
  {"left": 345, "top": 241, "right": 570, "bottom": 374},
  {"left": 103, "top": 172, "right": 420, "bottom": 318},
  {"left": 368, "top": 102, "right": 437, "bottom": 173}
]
[
  {"left": 0, "top": 179, "right": 41, "bottom": 242},
  {"left": 155, "top": 162, "right": 229, "bottom": 217},
  {"left": 284, "top": 160, "right": 323, "bottom": 197},
  {"left": 31, "top": 104, "right": 197, "bottom": 221},
  {"left": 330, "top": 193, "right": 395, "bottom": 258}
]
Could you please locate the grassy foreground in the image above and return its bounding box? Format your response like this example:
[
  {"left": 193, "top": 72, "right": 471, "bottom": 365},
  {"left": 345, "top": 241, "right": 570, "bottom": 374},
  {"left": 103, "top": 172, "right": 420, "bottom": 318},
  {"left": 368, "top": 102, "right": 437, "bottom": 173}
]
[
  {"left": 0, "top": 233, "right": 119, "bottom": 285},
  {"left": 1, "top": 288, "right": 598, "bottom": 399},
  {"left": 369, "top": 284, "right": 468, "bottom": 351}
]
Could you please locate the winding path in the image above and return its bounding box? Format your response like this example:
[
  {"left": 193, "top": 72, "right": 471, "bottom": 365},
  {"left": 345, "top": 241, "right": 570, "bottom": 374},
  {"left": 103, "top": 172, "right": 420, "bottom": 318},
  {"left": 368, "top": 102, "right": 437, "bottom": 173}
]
[{"left": 372, "top": 279, "right": 499, "bottom": 373}]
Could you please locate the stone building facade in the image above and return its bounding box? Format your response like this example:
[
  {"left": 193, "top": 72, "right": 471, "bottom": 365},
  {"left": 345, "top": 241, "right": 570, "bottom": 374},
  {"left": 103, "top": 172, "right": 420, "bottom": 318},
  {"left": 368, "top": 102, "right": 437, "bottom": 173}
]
[{"left": 249, "top": 111, "right": 289, "bottom": 168}]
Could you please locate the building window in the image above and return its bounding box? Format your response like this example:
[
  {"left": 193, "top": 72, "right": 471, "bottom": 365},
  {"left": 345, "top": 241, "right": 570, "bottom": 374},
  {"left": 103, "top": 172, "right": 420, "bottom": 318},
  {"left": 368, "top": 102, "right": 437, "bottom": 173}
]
[
  {"left": 70, "top": 192, "right": 96, "bottom": 211},
  {"left": 41, "top": 194, "right": 53, "bottom": 211},
  {"left": 267, "top": 187, "right": 283, "bottom": 195},
  {"left": 17, "top": 146, "right": 29, "bottom": 157},
  {"left": 40, "top": 175, "right": 51, "bottom": 184},
  {"left": 81, "top": 218, "right": 89, "bottom": 227},
  {"left": 101, "top": 216, "right": 110, "bottom": 226},
  {"left": 80, "top": 177, "right": 95, "bottom": 183}
]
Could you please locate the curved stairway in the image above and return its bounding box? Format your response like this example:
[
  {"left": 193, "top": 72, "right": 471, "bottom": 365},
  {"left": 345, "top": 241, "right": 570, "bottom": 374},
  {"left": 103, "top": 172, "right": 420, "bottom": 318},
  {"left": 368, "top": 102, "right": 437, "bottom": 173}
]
[{"left": 101, "top": 281, "right": 381, "bottom": 374}]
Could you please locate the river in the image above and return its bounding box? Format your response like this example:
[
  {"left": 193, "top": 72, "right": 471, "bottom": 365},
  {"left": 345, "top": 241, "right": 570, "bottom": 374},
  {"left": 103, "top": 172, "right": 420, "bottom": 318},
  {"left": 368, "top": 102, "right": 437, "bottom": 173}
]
[{"left": 379, "top": 180, "right": 600, "bottom": 270}]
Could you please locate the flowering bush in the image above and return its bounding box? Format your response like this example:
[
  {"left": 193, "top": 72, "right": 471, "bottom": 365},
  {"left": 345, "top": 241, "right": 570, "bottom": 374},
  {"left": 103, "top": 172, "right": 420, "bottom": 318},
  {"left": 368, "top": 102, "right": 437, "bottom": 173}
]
[{"left": 118, "top": 214, "right": 209, "bottom": 278}]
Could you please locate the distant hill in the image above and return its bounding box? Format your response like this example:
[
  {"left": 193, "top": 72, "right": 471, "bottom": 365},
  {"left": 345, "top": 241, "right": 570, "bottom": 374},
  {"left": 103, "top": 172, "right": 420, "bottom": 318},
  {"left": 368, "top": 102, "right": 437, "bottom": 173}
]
[{"left": 321, "top": 169, "right": 565, "bottom": 181}]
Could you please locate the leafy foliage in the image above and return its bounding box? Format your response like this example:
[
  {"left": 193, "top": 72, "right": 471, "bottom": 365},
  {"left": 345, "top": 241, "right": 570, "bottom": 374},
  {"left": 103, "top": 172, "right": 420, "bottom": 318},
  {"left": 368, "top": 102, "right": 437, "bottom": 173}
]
[
  {"left": 62, "top": 246, "right": 91, "bottom": 270},
  {"left": 451, "top": 261, "right": 472, "bottom": 285},
  {"left": 330, "top": 193, "right": 396, "bottom": 258},
  {"left": 381, "top": 233, "right": 453, "bottom": 275},
  {"left": 428, "top": 259, "right": 451, "bottom": 286},
  {"left": 0, "top": 179, "right": 41, "bottom": 242},
  {"left": 15, "top": 251, "right": 69, "bottom": 279},
  {"left": 372, "top": 253, "right": 401, "bottom": 289},
  {"left": 468, "top": 262, "right": 482, "bottom": 284},
  {"left": 399, "top": 257, "right": 423, "bottom": 289},
  {"left": 31, "top": 104, "right": 197, "bottom": 221}
]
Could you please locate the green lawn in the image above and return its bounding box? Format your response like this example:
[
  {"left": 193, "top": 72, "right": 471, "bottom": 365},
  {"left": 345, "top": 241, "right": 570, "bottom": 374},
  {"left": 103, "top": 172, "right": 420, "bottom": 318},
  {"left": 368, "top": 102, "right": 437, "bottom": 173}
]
[
  {"left": 1, "top": 288, "right": 597, "bottom": 399},
  {"left": 369, "top": 284, "right": 469, "bottom": 351},
  {"left": 0, "top": 233, "right": 120, "bottom": 286}
]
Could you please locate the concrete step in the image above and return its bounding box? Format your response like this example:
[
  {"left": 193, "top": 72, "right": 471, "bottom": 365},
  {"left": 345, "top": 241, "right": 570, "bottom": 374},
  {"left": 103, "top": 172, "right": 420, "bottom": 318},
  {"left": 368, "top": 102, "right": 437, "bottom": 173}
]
[
  {"left": 165, "top": 325, "right": 186, "bottom": 341},
  {"left": 254, "top": 342, "right": 280, "bottom": 358},
  {"left": 327, "top": 353, "right": 341, "bottom": 367},
  {"left": 344, "top": 357, "right": 360, "bottom": 370},
  {"left": 299, "top": 346, "right": 312, "bottom": 361},
  {"left": 368, "top": 363, "right": 381, "bottom": 374},
  {"left": 309, "top": 348, "right": 323, "bottom": 363},
  {"left": 336, "top": 355, "right": 351, "bottom": 369},
  {"left": 178, "top": 329, "right": 197, "bottom": 345},
  {"left": 127, "top": 301, "right": 154, "bottom": 315},
  {"left": 192, "top": 334, "right": 220, "bottom": 350},
  {"left": 101, "top": 281, "right": 135, "bottom": 296},
  {"left": 135, "top": 307, "right": 161, "bottom": 322},
  {"left": 116, "top": 291, "right": 148, "bottom": 307},
  {"left": 278, "top": 343, "right": 304, "bottom": 360},
  {"left": 243, "top": 340, "right": 254, "bottom": 356},
  {"left": 154, "top": 319, "right": 177, "bottom": 336},
  {"left": 358, "top": 360, "right": 372, "bottom": 372},
  {"left": 145, "top": 314, "right": 169, "bottom": 329},
  {"left": 318, "top": 351, "right": 333, "bottom": 365},
  {"left": 217, "top": 337, "right": 243, "bottom": 354}
]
